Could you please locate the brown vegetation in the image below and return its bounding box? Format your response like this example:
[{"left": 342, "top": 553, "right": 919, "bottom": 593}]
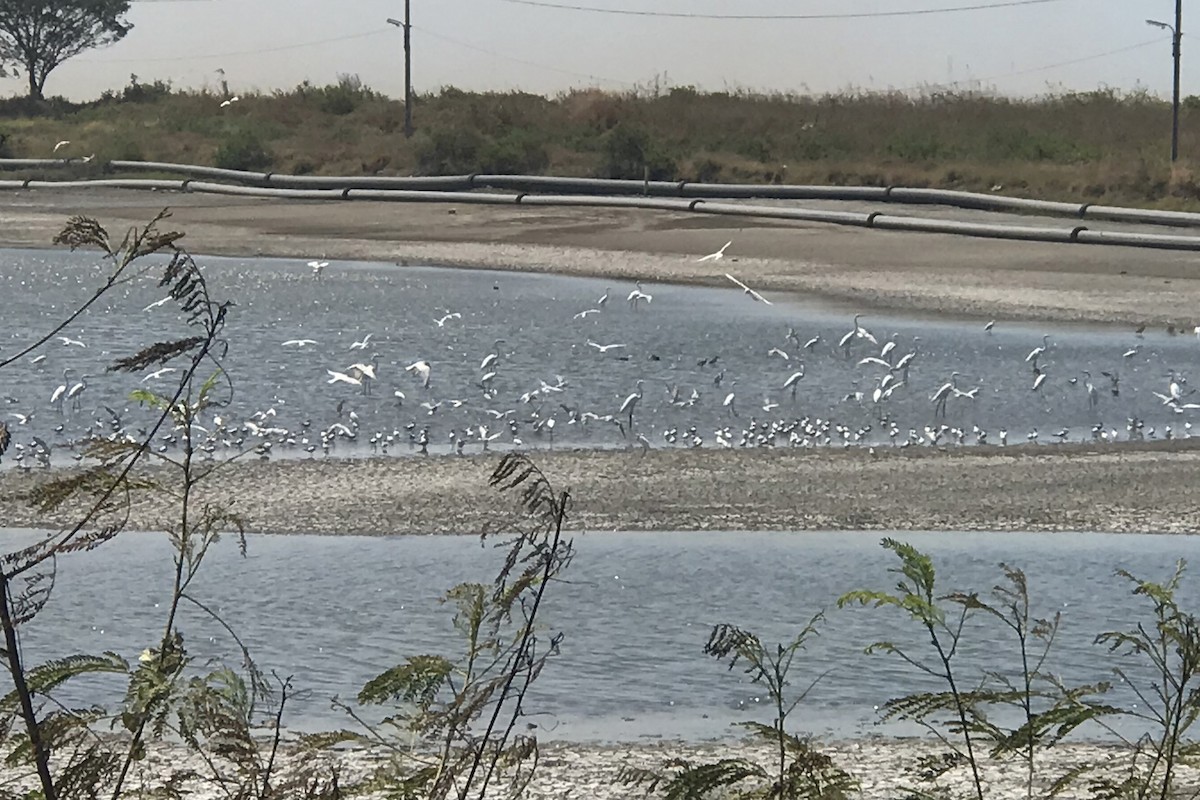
[{"left": 2, "top": 74, "right": 1200, "bottom": 208}]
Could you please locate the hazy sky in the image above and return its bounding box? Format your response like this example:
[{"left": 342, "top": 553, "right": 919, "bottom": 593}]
[{"left": 5, "top": 0, "right": 1191, "bottom": 101}]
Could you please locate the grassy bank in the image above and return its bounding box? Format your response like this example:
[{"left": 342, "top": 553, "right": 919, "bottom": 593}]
[{"left": 2, "top": 75, "right": 1198, "bottom": 208}]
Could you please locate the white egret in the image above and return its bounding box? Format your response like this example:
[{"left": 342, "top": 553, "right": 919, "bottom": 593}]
[
  {"left": 767, "top": 347, "right": 789, "bottom": 360},
  {"left": 406, "top": 360, "right": 432, "bottom": 388},
  {"left": 282, "top": 339, "right": 318, "bottom": 347},
  {"left": 141, "top": 368, "right": 176, "bottom": 383},
  {"left": 783, "top": 370, "right": 805, "bottom": 399},
  {"left": 587, "top": 340, "right": 626, "bottom": 353},
  {"left": 53, "top": 140, "right": 70, "bottom": 153},
  {"left": 626, "top": 282, "right": 653, "bottom": 309},
  {"left": 696, "top": 241, "right": 732, "bottom": 263},
  {"left": 58, "top": 336, "right": 85, "bottom": 348},
  {"left": 50, "top": 368, "right": 71, "bottom": 412},
  {"left": 326, "top": 370, "right": 362, "bottom": 387},
  {"left": 597, "top": 288, "right": 610, "bottom": 307},
  {"left": 574, "top": 308, "right": 601, "bottom": 319},
  {"left": 143, "top": 296, "right": 171, "bottom": 312},
  {"left": 619, "top": 379, "right": 645, "bottom": 429},
  {"left": 349, "top": 334, "right": 373, "bottom": 351},
  {"left": 220, "top": 96, "right": 240, "bottom": 108},
  {"left": 66, "top": 374, "right": 88, "bottom": 410},
  {"left": 434, "top": 312, "right": 462, "bottom": 327},
  {"left": 1025, "top": 334, "right": 1051, "bottom": 363},
  {"left": 308, "top": 259, "right": 329, "bottom": 279},
  {"left": 724, "top": 273, "right": 772, "bottom": 305}
]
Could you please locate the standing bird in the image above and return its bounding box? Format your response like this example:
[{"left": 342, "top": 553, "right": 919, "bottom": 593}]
[
  {"left": 66, "top": 374, "right": 88, "bottom": 411},
  {"left": 619, "top": 379, "right": 645, "bottom": 430},
  {"left": 50, "top": 368, "right": 71, "bottom": 413}
]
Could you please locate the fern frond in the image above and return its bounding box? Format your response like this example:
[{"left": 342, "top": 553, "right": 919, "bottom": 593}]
[
  {"left": 2, "top": 652, "right": 129, "bottom": 707},
  {"left": 108, "top": 336, "right": 206, "bottom": 373},
  {"left": 358, "top": 655, "right": 454, "bottom": 708}
]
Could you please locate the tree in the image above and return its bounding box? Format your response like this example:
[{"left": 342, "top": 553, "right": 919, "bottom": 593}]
[{"left": 0, "top": 0, "right": 132, "bottom": 100}]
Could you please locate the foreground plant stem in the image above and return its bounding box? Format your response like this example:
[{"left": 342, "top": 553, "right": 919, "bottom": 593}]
[{"left": 0, "top": 571, "right": 56, "bottom": 800}]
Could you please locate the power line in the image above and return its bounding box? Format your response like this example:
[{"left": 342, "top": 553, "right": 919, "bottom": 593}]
[
  {"left": 416, "top": 25, "right": 636, "bottom": 86},
  {"left": 898, "top": 36, "right": 1167, "bottom": 92},
  {"left": 78, "top": 28, "right": 389, "bottom": 63},
  {"left": 492, "top": 0, "right": 1067, "bottom": 21}
]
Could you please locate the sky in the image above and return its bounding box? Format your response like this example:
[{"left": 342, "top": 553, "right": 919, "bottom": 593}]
[{"left": 3, "top": 0, "right": 1192, "bottom": 101}]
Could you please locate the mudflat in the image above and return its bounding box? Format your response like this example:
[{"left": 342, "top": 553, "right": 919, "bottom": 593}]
[
  {"left": 2, "top": 443, "right": 1199, "bottom": 535},
  {"left": 3, "top": 188, "right": 1200, "bottom": 326}
]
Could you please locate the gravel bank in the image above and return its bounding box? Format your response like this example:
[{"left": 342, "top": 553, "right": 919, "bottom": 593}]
[
  {"left": 5, "top": 737, "right": 1192, "bottom": 799},
  {"left": 3, "top": 442, "right": 1200, "bottom": 535}
]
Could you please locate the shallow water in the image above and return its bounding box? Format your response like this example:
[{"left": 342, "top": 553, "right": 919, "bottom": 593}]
[
  {"left": 6, "top": 528, "right": 1199, "bottom": 743},
  {"left": 0, "top": 248, "right": 1198, "bottom": 465}
]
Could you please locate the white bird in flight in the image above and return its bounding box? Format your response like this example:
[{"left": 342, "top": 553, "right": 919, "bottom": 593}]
[
  {"left": 53, "top": 140, "right": 70, "bottom": 153},
  {"left": 435, "top": 312, "right": 462, "bottom": 327},
  {"left": 308, "top": 260, "right": 329, "bottom": 278},
  {"left": 725, "top": 273, "right": 772, "bottom": 305},
  {"left": 349, "top": 334, "right": 373, "bottom": 350},
  {"left": 326, "top": 370, "right": 362, "bottom": 386},
  {"left": 406, "top": 360, "right": 432, "bottom": 388},
  {"left": 141, "top": 368, "right": 177, "bottom": 383},
  {"left": 282, "top": 339, "right": 318, "bottom": 347},
  {"left": 587, "top": 340, "right": 626, "bottom": 353},
  {"left": 220, "top": 96, "right": 240, "bottom": 108},
  {"left": 697, "top": 241, "right": 733, "bottom": 263},
  {"left": 58, "top": 336, "right": 86, "bottom": 348},
  {"left": 143, "top": 296, "right": 171, "bottom": 312}
]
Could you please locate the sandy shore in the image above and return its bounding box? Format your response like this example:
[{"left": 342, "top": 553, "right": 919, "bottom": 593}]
[
  {"left": 4, "top": 736, "right": 1192, "bottom": 799},
  {"left": 4, "top": 187, "right": 1200, "bottom": 326},
  {"left": 4, "top": 442, "right": 1200, "bottom": 535}
]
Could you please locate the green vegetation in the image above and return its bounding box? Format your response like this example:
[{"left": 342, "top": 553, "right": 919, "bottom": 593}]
[{"left": 2, "top": 75, "right": 1200, "bottom": 207}]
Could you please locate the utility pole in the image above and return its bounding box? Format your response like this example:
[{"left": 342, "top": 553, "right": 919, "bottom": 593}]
[
  {"left": 1147, "top": 1, "right": 1184, "bottom": 162},
  {"left": 1174, "top": 0, "right": 1183, "bottom": 163},
  {"left": 386, "top": 5, "right": 414, "bottom": 138}
]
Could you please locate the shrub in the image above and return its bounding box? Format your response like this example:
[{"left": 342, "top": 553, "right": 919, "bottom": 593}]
[
  {"left": 213, "top": 127, "right": 272, "bottom": 171},
  {"left": 415, "top": 127, "right": 485, "bottom": 174},
  {"left": 599, "top": 124, "right": 677, "bottom": 180},
  {"left": 317, "top": 73, "right": 380, "bottom": 116},
  {"left": 478, "top": 129, "right": 549, "bottom": 174}
]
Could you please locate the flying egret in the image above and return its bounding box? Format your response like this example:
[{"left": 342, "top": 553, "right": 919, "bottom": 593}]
[
  {"left": 434, "top": 312, "right": 462, "bottom": 327},
  {"left": 308, "top": 259, "right": 329, "bottom": 279},
  {"left": 406, "top": 360, "right": 432, "bottom": 388},
  {"left": 597, "top": 288, "right": 610, "bottom": 307},
  {"left": 574, "top": 308, "right": 602, "bottom": 319},
  {"left": 326, "top": 370, "right": 362, "bottom": 387},
  {"left": 349, "top": 334, "right": 373, "bottom": 351},
  {"left": 143, "top": 296, "right": 171, "bottom": 312},
  {"left": 586, "top": 340, "right": 626, "bottom": 353},
  {"left": 767, "top": 347, "right": 789, "bottom": 360},
  {"left": 724, "top": 273, "right": 772, "bottom": 305},
  {"left": 58, "top": 336, "right": 86, "bottom": 348},
  {"left": 282, "top": 339, "right": 318, "bottom": 347},
  {"left": 141, "top": 368, "right": 177, "bottom": 383},
  {"left": 696, "top": 241, "right": 732, "bottom": 263},
  {"left": 53, "top": 140, "right": 70, "bottom": 153},
  {"left": 220, "top": 96, "right": 240, "bottom": 108}
]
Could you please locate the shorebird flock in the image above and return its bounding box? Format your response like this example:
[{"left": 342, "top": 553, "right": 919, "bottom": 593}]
[{"left": 1, "top": 248, "right": 1198, "bottom": 468}]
